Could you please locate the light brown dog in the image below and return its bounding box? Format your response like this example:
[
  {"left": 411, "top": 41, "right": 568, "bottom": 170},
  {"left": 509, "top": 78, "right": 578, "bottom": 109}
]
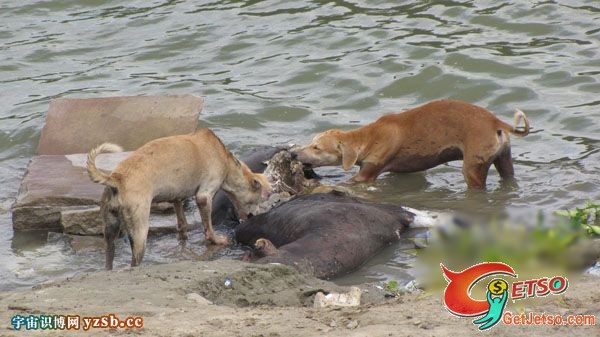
[
  {"left": 294, "top": 99, "right": 530, "bottom": 188},
  {"left": 87, "top": 128, "right": 271, "bottom": 269}
]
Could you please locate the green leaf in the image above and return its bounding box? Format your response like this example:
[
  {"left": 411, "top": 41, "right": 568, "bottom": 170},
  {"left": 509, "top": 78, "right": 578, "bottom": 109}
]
[
  {"left": 587, "top": 225, "right": 600, "bottom": 236},
  {"left": 555, "top": 210, "right": 575, "bottom": 217}
]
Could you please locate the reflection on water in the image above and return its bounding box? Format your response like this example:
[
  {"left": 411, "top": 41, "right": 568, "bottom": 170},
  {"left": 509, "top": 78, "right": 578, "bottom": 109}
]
[{"left": 1, "top": 0, "right": 599, "bottom": 290}]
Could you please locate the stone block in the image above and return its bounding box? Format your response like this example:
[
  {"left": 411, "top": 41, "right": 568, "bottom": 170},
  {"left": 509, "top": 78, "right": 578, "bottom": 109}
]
[
  {"left": 60, "top": 207, "right": 103, "bottom": 235},
  {"left": 13, "top": 94, "right": 205, "bottom": 233},
  {"left": 37, "top": 95, "right": 203, "bottom": 155}
]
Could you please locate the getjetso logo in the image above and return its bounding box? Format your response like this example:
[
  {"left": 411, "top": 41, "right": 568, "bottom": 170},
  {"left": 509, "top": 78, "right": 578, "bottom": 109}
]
[{"left": 440, "top": 262, "right": 573, "bottom": 331}]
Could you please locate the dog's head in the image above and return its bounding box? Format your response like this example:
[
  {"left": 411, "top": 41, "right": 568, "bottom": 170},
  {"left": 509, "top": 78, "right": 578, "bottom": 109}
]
[
  {"left": 234, "top": 166, "right": 272, "bottom": 220},
  {"left": 254, "top": 238, "right": 277, "bottom": 256},
  {"left": 294, "top": 129, "right": 358, "bottom": 171}
]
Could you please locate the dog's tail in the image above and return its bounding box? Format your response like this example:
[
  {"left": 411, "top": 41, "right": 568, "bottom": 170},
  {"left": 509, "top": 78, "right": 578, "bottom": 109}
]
[
  {"left": 498, "top": 109, "right": 530, "bottom": 137},
  {"left": 86, "top": 143, "right": 123, "bottom": 188},
  {"left": 511, "top": 109, "right": 530, "bottom": 136}
]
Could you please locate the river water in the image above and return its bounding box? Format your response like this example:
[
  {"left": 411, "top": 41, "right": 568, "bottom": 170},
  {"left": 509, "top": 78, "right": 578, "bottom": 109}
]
[{"left": 1, "top": 0, "right": 599, "bottom": 290}]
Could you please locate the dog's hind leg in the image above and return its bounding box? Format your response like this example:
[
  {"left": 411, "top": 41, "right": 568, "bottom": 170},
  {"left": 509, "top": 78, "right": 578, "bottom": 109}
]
[
  {"left": 196, "top": 191, "right": 229, "bottom": 246},
  {"left": 493, "top": 146, "right": 515, "bottom": 179},
  {"left": 122, "top": 200, "right": 151, "bottom": 267},
  {"left": 101, "top": 188, "right": 121, "bottom": 270},
  {"left": 103, "top": 212, "right": 120, "bottom": 270},
  {"left": 462, "top": 155, "right": 492, "bottom": 189},
  {"left": 174, "top": 200, "right": 188, "bottom": 244}
]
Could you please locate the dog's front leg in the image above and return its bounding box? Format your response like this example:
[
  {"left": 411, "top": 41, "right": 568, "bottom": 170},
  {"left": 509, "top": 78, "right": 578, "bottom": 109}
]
[
  {"left": 196, "top": 192, "right": 230, "bottom": 246},
  {"left": 351, "top": 162, "right": 381, "bottom": 183},
  {"left": 173, "top": 200, "right": 188, "bottom": 244}
]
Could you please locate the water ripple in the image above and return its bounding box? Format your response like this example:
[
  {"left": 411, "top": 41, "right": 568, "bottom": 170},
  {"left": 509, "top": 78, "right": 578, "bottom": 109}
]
[{"left": 0, "top": 0, "right": 599, "bottom": 289}]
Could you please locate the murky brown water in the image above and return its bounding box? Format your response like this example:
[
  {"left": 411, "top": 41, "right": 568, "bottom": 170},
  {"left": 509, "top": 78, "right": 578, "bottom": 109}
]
[{"left": 1, "top": 0, "right": 599, "bottom": 290}]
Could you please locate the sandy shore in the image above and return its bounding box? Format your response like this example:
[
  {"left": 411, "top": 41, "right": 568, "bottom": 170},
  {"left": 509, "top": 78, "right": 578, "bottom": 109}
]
[{"left": 1, "top": 260, "right": 598, "bottom": 337}]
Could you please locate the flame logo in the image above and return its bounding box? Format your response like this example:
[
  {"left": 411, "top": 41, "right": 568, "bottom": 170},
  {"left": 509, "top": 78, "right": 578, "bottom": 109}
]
[{"left": 441, "top": 262, "right": 517, "bottom": 316}]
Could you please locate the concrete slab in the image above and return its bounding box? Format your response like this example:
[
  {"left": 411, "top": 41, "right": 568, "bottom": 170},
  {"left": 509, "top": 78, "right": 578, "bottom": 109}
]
[
  {"left": 12, "top": 152, "right": 114, "bottom": 231},
  {"left": 12, "top": 152, "right": 201, "bottom": 234},
  {"left": 15, "top": 152, "right": 130, "bottom": 209},
  {"left": 37, "top": 95, "right": 203, "bottom": 155},
  {"left": 13, "top": 94, "right": 205, "bottom": 233}
]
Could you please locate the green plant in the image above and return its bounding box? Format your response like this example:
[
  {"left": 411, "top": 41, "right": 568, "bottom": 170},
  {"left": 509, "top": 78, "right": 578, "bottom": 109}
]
[
  {"left": 384, "top": 280, "right": 403, "bottom": 297},
  {"left": 385, "top": 280, "right": 398, "bottom": 291},
  {"left": 556, "top": 201, "right": 600, "bottom": 236},
  {"left": 416, "top": 215, "right": 593, "bottom": 292}
]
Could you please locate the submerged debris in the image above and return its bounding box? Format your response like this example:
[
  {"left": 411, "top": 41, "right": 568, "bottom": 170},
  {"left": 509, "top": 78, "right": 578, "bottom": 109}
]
[
  {"left": 313, "top": 286, "right": 362, "bottom": 308},
  {"left": 259, "top": 150, "right": 320, "bottom": 212},
  {"left": 586, "top": 261, "right": 600, "bottom": 277}
]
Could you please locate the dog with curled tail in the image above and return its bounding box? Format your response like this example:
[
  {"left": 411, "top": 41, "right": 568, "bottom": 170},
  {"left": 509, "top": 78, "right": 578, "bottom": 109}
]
[
  {"left": 294, "top": 99, "right": 530, "bottom": 189},
  {"left": 87, "top": 128, "right": 271, "bottom": 270}
]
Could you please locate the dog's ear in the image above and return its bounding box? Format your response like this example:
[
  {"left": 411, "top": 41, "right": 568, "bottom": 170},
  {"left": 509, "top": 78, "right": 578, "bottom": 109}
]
[
  {"left": 251, "top": 178, "right": 262, "bottom": 191},
  {"left": 339, "top": 142, "right": 358, "bottom": 171}
]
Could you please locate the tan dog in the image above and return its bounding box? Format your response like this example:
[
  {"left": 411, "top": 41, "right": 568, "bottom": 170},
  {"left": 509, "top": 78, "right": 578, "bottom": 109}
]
[
  {"left": 87, "top": 128, "right": 271, "bottom": 269},
  {"left": 294, "top": 99, "right": 530, "bottom": 188}
]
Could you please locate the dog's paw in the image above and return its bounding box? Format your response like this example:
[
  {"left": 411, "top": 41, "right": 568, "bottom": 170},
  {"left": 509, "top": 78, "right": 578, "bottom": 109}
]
[{"left": 208, "top": 233, "right": 230, "bottom": 246}]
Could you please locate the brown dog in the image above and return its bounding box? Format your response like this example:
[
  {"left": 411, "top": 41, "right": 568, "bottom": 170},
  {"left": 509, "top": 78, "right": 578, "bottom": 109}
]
[
  {"left": 86, "top": 128, "right": 271, "bottom": 269},
  {"left": 294, "top": 99, "right": 530, "bottom": 188}
]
